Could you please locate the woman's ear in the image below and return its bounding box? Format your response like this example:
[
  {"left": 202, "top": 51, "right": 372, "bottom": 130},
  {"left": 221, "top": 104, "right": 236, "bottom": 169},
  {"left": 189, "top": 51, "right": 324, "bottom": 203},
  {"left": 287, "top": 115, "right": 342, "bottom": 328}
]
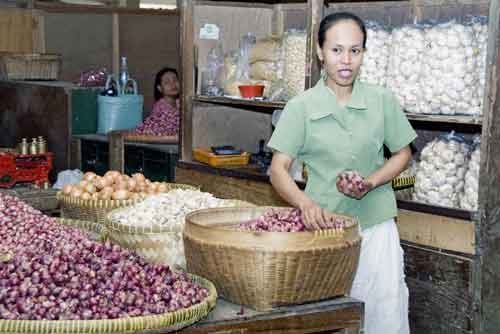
[
  {"left": 156, "top": 84, "right": 163, "bottom": 94},
  {"left": 316, "top": 44, "right": 323, "bottom": 63}
]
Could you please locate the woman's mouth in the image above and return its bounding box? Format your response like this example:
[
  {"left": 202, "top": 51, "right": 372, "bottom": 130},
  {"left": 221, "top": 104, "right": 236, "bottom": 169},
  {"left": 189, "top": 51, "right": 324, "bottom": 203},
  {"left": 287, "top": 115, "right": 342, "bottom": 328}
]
[{"left": 338, "top": 69, "right": 352, "bottom": 78}]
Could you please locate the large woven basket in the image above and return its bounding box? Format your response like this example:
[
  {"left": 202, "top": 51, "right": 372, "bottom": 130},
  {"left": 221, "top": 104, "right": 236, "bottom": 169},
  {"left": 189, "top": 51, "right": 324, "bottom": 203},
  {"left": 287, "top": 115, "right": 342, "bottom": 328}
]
[
  {"left": 105, "top": 199, "right": 254, "bottom": 269},
  {"left": 57, "top": 183, "right": 197, "bottom": 225},
  {"left": 0, "top": 217, "right": 218, "bottom": 334},
  {"left": 0, "top": 53, "right": 61, "bottom": 80},
  {"left": 183, "top": 206, "right": 361, "bottom": 311}
]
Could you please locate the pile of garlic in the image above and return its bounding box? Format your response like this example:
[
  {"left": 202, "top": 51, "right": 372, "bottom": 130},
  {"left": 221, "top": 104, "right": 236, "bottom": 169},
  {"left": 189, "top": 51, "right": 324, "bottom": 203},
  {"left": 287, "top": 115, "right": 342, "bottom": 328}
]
[
  {"left": 459, "top": 136, "right": 481, "bottom": 211},
  {"left": 387, "top": 25, "right": 425, "bottom": 113},
  {"left": 471, "top": 16, "right": 488, "bottom": 116},
  {"left": 108, "top": 189, "right": 242, "bottom": 268},
  {"left": 413, "top": 133, "right": 469, "bottom": 208},
  {"left": 283, "top": 29, "right": 307, "bottom": 100},
  {"left": 419, "top": 22, "right": 479, "bottom": 116},
  {"left": 360, "top": 23, "right": 391, "bottom": 87}
]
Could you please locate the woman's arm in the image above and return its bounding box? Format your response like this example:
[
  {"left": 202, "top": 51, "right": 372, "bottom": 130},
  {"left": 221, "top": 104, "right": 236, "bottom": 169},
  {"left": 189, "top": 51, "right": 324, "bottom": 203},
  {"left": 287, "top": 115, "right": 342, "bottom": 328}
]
[{"left": 270, "top": 151, "right": 329, "bottom": 229}]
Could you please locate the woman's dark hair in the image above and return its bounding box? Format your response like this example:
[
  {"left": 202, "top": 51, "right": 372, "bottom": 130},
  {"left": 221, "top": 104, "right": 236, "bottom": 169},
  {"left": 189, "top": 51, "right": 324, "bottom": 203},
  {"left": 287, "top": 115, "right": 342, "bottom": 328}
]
[
  {"left": 154, "top": 67, "right": 179, "bottom": 101},
  {"left": 318, "top": 12, "right": 367, "bottom": 49}
]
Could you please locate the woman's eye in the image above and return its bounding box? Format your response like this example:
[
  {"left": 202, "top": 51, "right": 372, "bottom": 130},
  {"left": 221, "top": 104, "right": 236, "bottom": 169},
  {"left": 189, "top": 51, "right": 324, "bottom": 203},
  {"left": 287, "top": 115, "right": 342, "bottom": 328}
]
[{"left": 352, "top": 48, "right": 361, "bottom": 55}]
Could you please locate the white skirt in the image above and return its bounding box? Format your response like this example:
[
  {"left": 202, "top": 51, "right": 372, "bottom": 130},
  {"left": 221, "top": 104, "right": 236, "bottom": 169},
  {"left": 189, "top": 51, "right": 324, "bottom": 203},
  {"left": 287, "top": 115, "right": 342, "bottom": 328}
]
[{"left": 350, "top": 219, "right": 409, "bottom": 334}]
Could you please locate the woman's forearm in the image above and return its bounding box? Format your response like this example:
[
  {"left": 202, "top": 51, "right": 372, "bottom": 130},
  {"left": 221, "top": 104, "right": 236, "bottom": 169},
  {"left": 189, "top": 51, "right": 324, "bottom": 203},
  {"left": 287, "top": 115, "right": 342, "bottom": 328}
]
[
  {"left": 366, "top": 146, "right": 412, "bottom": 188},
  {"left": 270, "top": 163, "right": 312, "bottom": 209}
]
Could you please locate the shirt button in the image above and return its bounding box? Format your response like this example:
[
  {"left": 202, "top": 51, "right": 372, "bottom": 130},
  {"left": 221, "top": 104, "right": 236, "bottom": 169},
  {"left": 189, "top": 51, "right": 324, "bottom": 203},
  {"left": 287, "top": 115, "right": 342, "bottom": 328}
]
[{"left": 351, "top": 155, "right": 356, "bottom": 160}]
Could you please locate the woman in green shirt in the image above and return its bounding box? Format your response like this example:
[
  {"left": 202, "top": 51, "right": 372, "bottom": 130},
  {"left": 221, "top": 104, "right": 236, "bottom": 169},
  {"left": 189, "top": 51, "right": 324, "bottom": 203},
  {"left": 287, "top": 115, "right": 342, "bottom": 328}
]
[{"left": 268, "top": 12, "right": 416, "bottom": 334}]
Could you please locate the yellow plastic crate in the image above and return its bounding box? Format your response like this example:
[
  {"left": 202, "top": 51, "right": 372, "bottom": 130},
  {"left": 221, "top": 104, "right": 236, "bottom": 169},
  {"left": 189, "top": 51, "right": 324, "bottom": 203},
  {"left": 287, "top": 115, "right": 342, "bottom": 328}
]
[{"left": 193, "top": 148, "right": 250, "bottom": 167}]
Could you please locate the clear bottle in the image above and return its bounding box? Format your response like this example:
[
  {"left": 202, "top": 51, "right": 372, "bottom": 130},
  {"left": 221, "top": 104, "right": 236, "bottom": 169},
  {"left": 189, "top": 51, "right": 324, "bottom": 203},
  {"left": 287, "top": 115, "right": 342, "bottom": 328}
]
[{"left": 119, "top": 56, "right": 129, "bottom": 89}]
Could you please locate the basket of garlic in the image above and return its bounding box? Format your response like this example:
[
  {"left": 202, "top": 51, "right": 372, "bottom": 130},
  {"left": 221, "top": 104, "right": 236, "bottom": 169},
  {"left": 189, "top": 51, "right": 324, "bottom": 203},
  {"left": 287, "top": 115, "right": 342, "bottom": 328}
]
[
  {"left": 183, "top": 206, "right": 361, "bottom": 311},
  {"left": 105, "top": 189, "right": 254, "bottom": 270},
  {"left": 57, "top": 171, "right": 197, "bottom": 225}
]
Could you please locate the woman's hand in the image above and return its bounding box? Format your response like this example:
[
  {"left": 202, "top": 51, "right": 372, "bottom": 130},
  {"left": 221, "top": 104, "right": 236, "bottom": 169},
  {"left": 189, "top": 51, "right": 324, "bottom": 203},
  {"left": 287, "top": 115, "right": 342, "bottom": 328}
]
[
  {"left": 298, "top": 198, "right": 330, "bottom": 230},
  {"left": 336, "top": 177, "right": 374, "bottom": 199}
]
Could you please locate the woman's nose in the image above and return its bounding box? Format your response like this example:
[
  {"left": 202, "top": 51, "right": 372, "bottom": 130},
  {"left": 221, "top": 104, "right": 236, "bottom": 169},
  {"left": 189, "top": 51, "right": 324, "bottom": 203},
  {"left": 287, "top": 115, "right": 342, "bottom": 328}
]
[{"left": 341, "top": 51, "right": 351, "bottom": 64}]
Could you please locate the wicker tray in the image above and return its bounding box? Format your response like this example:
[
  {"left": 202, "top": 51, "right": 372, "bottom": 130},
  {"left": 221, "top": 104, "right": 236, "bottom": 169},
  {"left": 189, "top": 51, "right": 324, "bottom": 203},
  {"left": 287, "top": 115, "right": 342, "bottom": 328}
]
[
  {"left": 57, "top": 183, "right": 197, "bottom": 225},
  {"left": 183, "top": 206, "right": 361, "bottom": 311},
  {"left": 0, "top": 53, "right": 61, "bottom": 80},
  {"left": 104, "top": 199, "right": 254, "bottom": 269},
  {"left": 0, "top": 217, "right": 217, "bottom": 333}
]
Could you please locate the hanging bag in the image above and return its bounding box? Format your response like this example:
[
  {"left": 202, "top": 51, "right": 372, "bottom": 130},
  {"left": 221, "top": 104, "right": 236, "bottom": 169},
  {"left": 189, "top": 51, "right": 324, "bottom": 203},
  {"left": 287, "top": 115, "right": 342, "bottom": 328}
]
[{"left": 97, "top": 75, "right": 143, "bottom": 134}]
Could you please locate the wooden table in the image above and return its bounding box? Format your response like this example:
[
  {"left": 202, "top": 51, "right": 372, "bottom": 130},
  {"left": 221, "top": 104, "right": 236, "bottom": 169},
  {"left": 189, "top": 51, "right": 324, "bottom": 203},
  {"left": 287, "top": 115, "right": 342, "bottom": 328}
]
[{"left": 176, "top": 297, "right": 363, "bottom": 334}]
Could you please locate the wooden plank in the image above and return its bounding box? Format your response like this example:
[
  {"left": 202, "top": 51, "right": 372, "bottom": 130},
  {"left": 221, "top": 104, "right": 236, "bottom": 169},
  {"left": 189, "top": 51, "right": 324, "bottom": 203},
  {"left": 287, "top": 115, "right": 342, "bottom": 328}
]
[
  {"left": 194, "top": 95, "right": 286, "bottom": 110},
  {"left": 397, "top": 199, "right": 476, "bottom": 221},
  {"left": 175, "top": 166, "right": 288, "bottom": 206},
  {"left": 32, "top": 9, "right": 45, "bottom": 53},
  {"left": 405, "top": 113, "right": 483, "bottom": 126},
  {"left": 107, "top": 131, "right": 125, "bottom": 172},
  {"left": 112, "top": 13, "right": 119, "bottom": 76},
  {"left": 402, "top": 242, "right": 475, "bottom": 334},
  {"left": 478, "top": 0, "right": 500, "bottom": 332},
  {"left": 397, "top": 209, "right": 475, "bottom": 255},
  {"left": 69, "top": 137, "right": 82, "bottom": 170},
  {"left": 0, "top": 8, "right": 35, "bottom": 52},
  {"left": 34, "top": 1, "right": 178, "bottom": 15},
  {"left": 307, "top": 0, "right": 322, "bottom": 88}
]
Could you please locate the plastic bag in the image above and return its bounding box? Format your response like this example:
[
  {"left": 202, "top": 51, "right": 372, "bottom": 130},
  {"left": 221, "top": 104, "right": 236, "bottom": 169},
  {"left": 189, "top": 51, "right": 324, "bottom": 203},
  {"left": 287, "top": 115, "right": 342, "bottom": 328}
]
[
  {"left": 52, "top": 169, "right": 84, "bottom": 189},
  {"left": 459, "top": 135, "right": 481, "bottom": 210},
  {"left": 413, "top": 131, "right": 470, "bottom": 208},
  {"left": 250, "top": 61, "right": 280, "bottom": 81},
  {"left": 283, "top": 29, "right": 307, "bottom": 100},
  {"left": 360, "top": 21, "right": 391, "bottom": 87},
  {"left": 249, "top": 36, "right": 282, "bottom": 64}
]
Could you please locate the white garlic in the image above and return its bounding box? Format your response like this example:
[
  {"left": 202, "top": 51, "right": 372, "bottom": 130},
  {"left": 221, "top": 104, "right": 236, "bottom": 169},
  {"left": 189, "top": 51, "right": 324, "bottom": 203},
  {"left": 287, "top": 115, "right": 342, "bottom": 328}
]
[
  {"left": 283, "top": 30, "right": 307, "bottom": 100},
  {"left": 459, "top": 136, "right": 481, "bottom": 210}
]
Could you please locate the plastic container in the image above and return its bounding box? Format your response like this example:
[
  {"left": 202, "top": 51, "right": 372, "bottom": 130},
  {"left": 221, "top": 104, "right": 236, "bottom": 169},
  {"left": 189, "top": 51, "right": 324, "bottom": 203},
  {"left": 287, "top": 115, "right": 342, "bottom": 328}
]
[
  {"left": 193, "top": 148, "right": 250, "bottom": 167},
  {"left": 238, "top": 84, "right": 265, "bottom": 98}
]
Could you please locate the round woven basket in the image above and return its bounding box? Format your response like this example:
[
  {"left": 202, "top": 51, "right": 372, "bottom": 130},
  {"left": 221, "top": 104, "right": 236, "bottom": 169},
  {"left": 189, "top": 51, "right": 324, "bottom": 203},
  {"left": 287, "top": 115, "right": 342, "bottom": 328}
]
[
  {"left": 0, "top": 218, "right": 218, "bottom": 334},
  {"left": 57, "top": 183, "right": 197, "bottom": 225},
  {"left": 183, "top": 206, "right": 361, "bottom": 311},
  {"left": 104, "top": 200, "right": 254, "bottom": 269}
]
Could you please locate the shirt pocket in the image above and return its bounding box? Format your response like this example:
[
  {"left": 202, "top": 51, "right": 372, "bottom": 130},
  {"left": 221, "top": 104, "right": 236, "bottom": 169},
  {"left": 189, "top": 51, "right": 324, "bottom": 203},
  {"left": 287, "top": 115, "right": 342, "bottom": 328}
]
[{"left": 304, "top": 114, "right": 349, "bottom": 164}]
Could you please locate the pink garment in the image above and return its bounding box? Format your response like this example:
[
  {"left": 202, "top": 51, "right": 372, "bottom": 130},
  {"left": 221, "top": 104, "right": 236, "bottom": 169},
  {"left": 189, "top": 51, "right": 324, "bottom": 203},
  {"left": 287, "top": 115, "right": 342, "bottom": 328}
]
[{"left": 134, "top": 98, "right": 180, "bottom": 136}]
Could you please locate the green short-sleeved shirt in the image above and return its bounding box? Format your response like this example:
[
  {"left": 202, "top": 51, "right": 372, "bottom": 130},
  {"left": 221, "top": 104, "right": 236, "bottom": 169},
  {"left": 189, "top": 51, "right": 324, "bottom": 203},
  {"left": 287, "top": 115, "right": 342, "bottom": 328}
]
[{"left": 268, "top": 78, "right": 417, "bottom": 230}]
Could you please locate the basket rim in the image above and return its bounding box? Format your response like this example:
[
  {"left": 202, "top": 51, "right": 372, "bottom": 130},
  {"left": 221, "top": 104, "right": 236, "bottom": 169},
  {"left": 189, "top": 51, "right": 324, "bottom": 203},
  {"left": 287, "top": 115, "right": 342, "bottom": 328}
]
[
  {"left": 57, "top": 191, "right": 139, "bottom": 208},
  {"left": 105, "top": 199, "right": 255, "bottom": 234},
  {"left": 0, "top": 273, "right": 216, "bottom": 333}
]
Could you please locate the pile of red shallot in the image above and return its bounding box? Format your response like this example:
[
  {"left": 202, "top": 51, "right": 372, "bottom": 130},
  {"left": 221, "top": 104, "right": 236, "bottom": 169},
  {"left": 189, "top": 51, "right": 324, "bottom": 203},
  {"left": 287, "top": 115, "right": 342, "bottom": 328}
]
[
  {"left": 336, "top": 170, "right": 366, "bottom": 195},
  {"left": 0, "top": 193, "right": 208, "bottom": 321},
  {"left": 237, "top": 208, "right": 346, "bottom": 232}
]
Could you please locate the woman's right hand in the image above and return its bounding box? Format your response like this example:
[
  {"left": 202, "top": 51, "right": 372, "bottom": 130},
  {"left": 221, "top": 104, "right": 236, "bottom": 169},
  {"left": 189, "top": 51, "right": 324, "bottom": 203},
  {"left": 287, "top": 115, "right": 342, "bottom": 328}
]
[{"left": 298, "top": 199, "right": 329, "bottom": 230}]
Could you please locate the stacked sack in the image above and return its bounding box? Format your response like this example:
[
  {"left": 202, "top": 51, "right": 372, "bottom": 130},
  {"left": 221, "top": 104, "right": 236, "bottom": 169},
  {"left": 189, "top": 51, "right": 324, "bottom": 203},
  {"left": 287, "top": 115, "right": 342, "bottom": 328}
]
[
  {"left": 386, "top": 25, "right": 426, "bottom": 113},
  {"left": 413, "top": 132, "right": 469, "bottom": 208},
  {"left": 360, "top": 22, "right": 391, "bottom": 87},
  {"left": 283, "top": 29, "right": 307, "bottom": 100},
  {"left": 419, "top": 21, "right": 479, "bottom": 116},
  {"left": 459, "top": 136, "right": 481, "bottom": 211},
  {"left": 470, "top": 16, "right": 488, "bottom": 115}
]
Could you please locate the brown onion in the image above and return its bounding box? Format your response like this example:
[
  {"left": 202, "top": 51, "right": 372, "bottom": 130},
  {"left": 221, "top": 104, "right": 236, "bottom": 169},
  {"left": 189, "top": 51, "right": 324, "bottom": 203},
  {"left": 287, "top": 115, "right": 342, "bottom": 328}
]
[
  {"left": 132, "top": 173, "right": 146, "bottom": 183},
  {"left": 81, "top": 192, "right": 92, "bottom": 200},
  {"left": 70, "top": 188, "right": 83, "bottom": 198},
  {"left": 83, "top": 172, "right": 97, "bottom": 182},
  {"left": 112, "top": 190, "right": 130, "bottom": 200},
  {"left": 62, "top": 184, "right": 73, "bottom": 195},
  {"left": 157, "top": 183, "right": 169, "bottom": 193}
]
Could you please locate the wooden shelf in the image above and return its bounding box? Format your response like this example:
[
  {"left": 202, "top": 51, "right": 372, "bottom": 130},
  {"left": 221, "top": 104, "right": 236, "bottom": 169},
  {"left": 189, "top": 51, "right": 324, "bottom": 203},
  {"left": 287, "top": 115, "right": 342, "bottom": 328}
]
[
  {"left": 193, "top": 95, "right": 286, "bottom": 112},
  {"left": 34, "top": 1, "right": 178, "bottom": 15},
  {"left": 397, "top": 199, "right": 477, "bottom": 221},
  {"left": 405, "top": 112, "right": 483, "bottom": 126}
]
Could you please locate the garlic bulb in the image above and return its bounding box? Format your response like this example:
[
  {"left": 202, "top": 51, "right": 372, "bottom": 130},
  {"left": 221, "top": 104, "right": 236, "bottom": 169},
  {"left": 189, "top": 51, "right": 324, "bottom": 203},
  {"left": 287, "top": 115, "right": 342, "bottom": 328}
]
[
  {"left": 419, "top": 21, "right": 478, "bottom": 115},
  {"left": 108, "top": 189, "right": 243, "bottom": 268},
  {"left": 471, "top": 16, "right": 488, "bottom": 116},
  {"left": 459, "top": 136, "right": 481, "bottom": 210},
  {"left": 283, "top": 30, "right": 307, "bottom": 100},
  {"left": 387, "top": 25, "right": 425, "bottom": 113},
  {"left": 360, "top": 23, "right": 391, "bottom": 86},
  {"left": 413, "top": 132, "right": 470, "bottom": 208}
]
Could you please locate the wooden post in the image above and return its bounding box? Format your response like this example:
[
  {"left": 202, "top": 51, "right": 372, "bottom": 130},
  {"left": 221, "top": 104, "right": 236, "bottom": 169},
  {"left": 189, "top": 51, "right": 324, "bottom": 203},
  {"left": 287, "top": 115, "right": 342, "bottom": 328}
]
[
  {"left": 479, "top": 0, "right": 500, "bottom": 332},
  {"left": 108, "top": 131, "right": 125, "bottom": 173},
  {"left": 179, "top": 0, "right": 194, "bottom": 161},
  {"left": 112, "top": 13, "right": 120, "bottom": 76},
  {"left": 307, "top": 0, "right": 323, "bottom": 88}
]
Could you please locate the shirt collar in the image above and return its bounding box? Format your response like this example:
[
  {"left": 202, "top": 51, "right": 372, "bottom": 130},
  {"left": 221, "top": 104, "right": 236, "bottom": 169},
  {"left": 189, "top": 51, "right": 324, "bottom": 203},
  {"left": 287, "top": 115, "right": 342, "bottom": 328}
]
[{"left": 314, "top": 75, "right": 367, "bottom": 113}]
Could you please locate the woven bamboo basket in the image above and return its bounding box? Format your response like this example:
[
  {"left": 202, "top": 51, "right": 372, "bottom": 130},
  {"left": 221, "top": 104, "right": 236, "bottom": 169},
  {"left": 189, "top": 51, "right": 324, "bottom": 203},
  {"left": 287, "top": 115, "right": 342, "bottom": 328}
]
[
  {"left": 0, "top": 53, "right": 61, "bottom": 80},
  {"left": 183, "top": 206, "right": 361, "bottom": 311},
  {"left": 105, "top": 199, "right": 254, "bottom": 269},
  {"left": 57, "top": 183, "right": 197, "bottom": 225},
  {"left": 0, "top": 218, "right": 217, "bottom": 334},
  {"left": 0, "top": 274, "right": 216, "bottom": 334}
]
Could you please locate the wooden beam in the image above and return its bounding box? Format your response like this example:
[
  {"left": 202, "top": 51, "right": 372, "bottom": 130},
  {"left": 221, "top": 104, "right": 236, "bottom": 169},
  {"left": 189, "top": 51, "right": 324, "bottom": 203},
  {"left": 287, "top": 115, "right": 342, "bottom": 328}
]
[
  {"left": 107, "top": 131, "right": 124, "bottom": 172},
  {"left": 112, "top": 13, "right": 119, "bottom": 76},
  {"left": 397, "top": 209, "right": 475, "bottom": 255}
]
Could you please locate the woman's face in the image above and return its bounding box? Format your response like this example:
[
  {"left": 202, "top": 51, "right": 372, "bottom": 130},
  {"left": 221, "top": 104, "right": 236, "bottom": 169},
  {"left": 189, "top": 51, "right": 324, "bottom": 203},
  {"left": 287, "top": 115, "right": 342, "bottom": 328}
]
[
  {"left": 317, "top": 20, "right": 365, "bottom": 89},
  {"left": 158, "top": 71, "right": 180, "bottom": 98}
]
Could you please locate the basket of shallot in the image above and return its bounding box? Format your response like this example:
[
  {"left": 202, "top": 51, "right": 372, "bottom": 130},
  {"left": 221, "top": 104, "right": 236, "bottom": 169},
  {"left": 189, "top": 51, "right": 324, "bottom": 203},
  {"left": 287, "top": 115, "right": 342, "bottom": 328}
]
[
  {"left": 56, "top": 170, "right": 197, "bottom": 225},
  {"left": 105, "top": 189, "right": 254, "bottom": 269},
  {"left": 0, "top": 192, "right": 217, "bottom": 333},
  {"left": 183, "top": 206, "right": 361, "bottom": 311}
]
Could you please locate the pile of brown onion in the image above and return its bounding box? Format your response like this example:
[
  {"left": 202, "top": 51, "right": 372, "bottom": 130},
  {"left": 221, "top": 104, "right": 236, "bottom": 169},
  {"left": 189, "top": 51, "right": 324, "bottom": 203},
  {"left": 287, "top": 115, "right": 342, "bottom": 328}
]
[{"left": 61, "top": 171, "right": 172, "bottom": 201}]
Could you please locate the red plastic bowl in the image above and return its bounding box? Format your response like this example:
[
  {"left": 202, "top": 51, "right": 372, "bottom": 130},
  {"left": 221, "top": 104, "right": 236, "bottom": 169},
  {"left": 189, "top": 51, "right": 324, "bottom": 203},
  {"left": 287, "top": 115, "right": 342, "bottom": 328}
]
[{"left": 238, "top": 85, "right": 265, "bottom": 98}]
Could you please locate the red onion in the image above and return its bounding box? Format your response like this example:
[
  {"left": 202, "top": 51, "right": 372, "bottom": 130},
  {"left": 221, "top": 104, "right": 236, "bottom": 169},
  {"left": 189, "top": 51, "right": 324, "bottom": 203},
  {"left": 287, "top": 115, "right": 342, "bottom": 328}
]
[{"left": 0, "top": 193, "right": 209, "bottom": 321}]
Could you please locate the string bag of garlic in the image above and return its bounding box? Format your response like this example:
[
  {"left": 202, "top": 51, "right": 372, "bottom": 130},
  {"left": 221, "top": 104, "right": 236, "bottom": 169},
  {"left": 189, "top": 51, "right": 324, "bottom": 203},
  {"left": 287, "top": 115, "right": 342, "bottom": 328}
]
[
  {"left": 459, "top": 135, "right": 481, "bottom": 211},
  {"left": 466, "top": 15, "right": 488, "bottom": 116},
  {"left": 413, "top": 131, "right": 470, "bottom": 208},
  {"left": 283, "top": 29, "right": 307, "bottom": 100},
  {"left": 107, "top": 189, "right": 243, "bottom": 269},
  {"left": 387, "top": 24, "right": 426, "bottom": 113},
  {"left": 419, "top": 20, "right": 479, "bottom": 116},
  {"left": 359, "top": 21, "right": 392, "bottom": 87}
]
